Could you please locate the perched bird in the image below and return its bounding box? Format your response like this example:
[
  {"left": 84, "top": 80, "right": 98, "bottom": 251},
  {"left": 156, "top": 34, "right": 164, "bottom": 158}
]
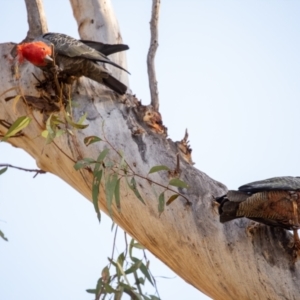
[
  {"left": 17, "top": 33, "right": 129, "bottom": 95},
  {"left": 216, "top": 176, "right": 300, "bottom": 253}
]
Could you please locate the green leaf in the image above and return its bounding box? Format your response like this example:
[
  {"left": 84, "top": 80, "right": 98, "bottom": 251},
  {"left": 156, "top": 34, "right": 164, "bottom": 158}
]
[
  {"left": 102, "top": 266, "right": 110, "bottom": 281},
  {"left": 119, "top": 282, "right": 138, "bottom": 295},
  {"left": 114, "top": 178, "right": 121, "bottom": 211},
  {"left": 55, "top": 129, "right": 65, "bottom": 137},
  {"left": 129, "top": 239, "right": 134, "bottom": 259},
  {"left": 0, "top": 230, "right": 8, "bottom": 241},
  {"left": 74, "top": 158, "right": 95, "bottom": 170},
  {"left": 130, "top": 256, "right": 141, "bottom": 264},
  {"left": 104, "top": 160, "right": 114, "bottom": 168},
  {"left": 148, "top": 165, "right": 170, "bottom": 174},
  {"left": 112, "top": 258, "right": 131, "bottom": 286},
  {"left": 105, "top": 174, "right": 118, "bottom": 218},
  {"left": 104, "top": 283, "right": 116, "bottom": 293},
  {"left": 41, "top": 130, "right": 48, "bottom": 138},
  {"left": 169, "top": 178, "right": 188, "bottom": 189},
  {"left": 136, "top": 277, "right": 145, "bottom": 285},
  {"left": 2, "top": 116, "right": 31, "bottom": 141},
  {"left": 117, "top": 252, "right": 125, "bottom": 268},
  {"left": 93, "top": 159, "right": 102, "bottom": 176},
  {"left": 84, "top": 135, "right": 102, "bottom": 146},
  {"left": 95, "top": 277, "right": 103, "bottom": 295},
  {"left": 108, "top": 257, "right": 118, "bottom": 268},
  {"left": 0, "top": 167, "right": 8, "bottom": 176},
  {"left": 114, "top": 289, "right": 124, "bottom": 300},
  {"left": 132, "top": 242, "right": 145, "bottom": 250},
  {"left": 116, "top": 252, "right": 125, "bottom": 279},
  {"left": 86, "top": 289, "right": 97, "bottom": 294},
  {"left": 92, "top": 169, "right": 103, "bottom": 222},
  {"left": 125, "top": 260, "right": 142, "bottom": 275},
  {"left": 127, "top": 177, "right": 145, "bottom": 205},
  {"left": 44, "top": 114, "right": 63, "bottom": 144},
  {"left": 118, "top": 150, "right": 126, "bottom": 170},
  {"left": 166, "top": 194, "right": 179, "bottom": 206},
  {"left": 78, "top": 112, "right": 87, "bottom": 125},
  {"left": 149, "top": 296, "right": 161, "bottom": 300},
  {"left": 97, "top": 148, "right": 109, "bottom": 163},
  {"left": 65, "top": 113, "right": 88, "bottom": 129},
  {"left": 158, "top": 192, "right": 165, "bottom": 214},
  {"left": 139, "top": 263, "right": 153, "bottom": 286}
]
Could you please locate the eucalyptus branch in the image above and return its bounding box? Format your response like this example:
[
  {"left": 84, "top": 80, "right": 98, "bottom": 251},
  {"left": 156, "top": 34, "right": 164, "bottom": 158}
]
[
  {"left": 0, "top": 163, "right": 46, "bottom": 178},
  {"left": 24, "top": 0, "right": 48, "bottom": 41},
  {"left": 147, "top": 0, "right": 161, "bottom": 111},
  {"left": 102, "top": 132, "right": 191, "bottom": 205}
]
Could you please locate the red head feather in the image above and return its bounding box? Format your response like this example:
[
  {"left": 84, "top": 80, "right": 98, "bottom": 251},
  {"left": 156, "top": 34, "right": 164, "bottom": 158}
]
[{"left": 17, "top": 41, "right": 52, "bottom": 67}]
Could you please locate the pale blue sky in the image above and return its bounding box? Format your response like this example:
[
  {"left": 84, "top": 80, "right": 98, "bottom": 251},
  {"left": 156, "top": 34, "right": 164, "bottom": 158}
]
[{"left": 1, "top": 1, "right": 300, "bottom": 299}]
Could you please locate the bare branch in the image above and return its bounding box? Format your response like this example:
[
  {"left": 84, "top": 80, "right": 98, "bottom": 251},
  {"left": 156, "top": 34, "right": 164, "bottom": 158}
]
[
  {"left": 0, "top": 163, "right": 46, "bottom": 178},
  {"left": 147, "top": 0, "right": 160, "bottom": 111},
  {"left": 24, "top": 0, "right": 48, "bottom": 41}
]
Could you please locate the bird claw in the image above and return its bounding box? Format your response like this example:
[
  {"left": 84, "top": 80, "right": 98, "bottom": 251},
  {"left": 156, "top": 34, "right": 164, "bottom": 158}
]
[{"left": 288, "top": 237, "right": 300, "bottom": 262}]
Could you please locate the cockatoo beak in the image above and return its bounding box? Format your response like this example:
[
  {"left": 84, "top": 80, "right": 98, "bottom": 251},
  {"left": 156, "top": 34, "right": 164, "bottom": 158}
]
[{"left": 44, "top": 55, "right": 53, "bottom": 63}]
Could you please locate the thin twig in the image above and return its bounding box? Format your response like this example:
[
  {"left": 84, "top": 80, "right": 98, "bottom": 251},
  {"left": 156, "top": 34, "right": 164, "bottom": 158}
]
[
  {"left": 0, "top": 163, "right": 46, "bottom": 178},
  {"left": 109, "top": 225, "right": 119, "bottom": 269},
  {"left": 147, "top": 0, "right": 161, "bottom": 111},
  {"left": 142, "top": 250, "right": 161, "bottom": 299},
  {"left": 134, "top": 270, "right": 143, "bottom": 295},
  {"left": 103, "top": 131, "right": 191, "bottom": 205},
  {"left": 124, "top": 232, "right": 128, "bottom": 259}
]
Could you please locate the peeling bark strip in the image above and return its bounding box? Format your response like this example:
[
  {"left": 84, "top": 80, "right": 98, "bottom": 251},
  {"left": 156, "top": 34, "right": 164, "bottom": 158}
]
[
  {"left": 1, "top": 0, "right": 300, "bottom": 299},
  {"left": 147, "top": 0, "right": 160, "bottom": 112}
]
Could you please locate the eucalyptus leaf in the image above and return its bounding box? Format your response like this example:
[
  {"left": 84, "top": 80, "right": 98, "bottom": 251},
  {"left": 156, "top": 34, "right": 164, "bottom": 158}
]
[
  {"left": 2, "top": 116, "right": 31, "bottom": 141},
  {"left": 139, "top": 263, "right": 153, "bottom": 286},
  {"left": 125, "top": 260, "right": 142, "bottom": 275},
  {"left": 114, "top": 178, "right": 121, "bottom": 210},
  {"left": 0, "top": 230, "right": 8, "bottom": 241},
  {"left": 92, "top": 169, "right": 102, "bottom": 222},
  {"left": 0, "top": 167, "right": 8, "bottom": 176},
  {"left": 127, "top": 177, "right": 145, "bottom": 204},
  {"left": 166, "top": 194, "right": 179, "bottom": 206},
  {"left": 84, "top": 135, "right": 102, "bottom": 146},
  {"left": 158, "top": 192, "right": 165, "bottom": 214},
  {"left": 148, "top": 165, "right": 169, "bottom": 174},
  {"left": 169, "top": 178, "right": 188, "bottom": 189}
]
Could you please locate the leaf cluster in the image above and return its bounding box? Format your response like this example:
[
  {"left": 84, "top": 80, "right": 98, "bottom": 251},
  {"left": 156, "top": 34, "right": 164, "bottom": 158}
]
[{"left": 86, "top": 238, "right": 160, "bottom": 300}]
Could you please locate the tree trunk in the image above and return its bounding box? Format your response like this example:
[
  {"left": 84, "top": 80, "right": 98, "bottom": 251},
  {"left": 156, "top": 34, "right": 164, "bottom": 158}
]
[{"left": 0, "top": 1, "right": 299, "bottom": 299}]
